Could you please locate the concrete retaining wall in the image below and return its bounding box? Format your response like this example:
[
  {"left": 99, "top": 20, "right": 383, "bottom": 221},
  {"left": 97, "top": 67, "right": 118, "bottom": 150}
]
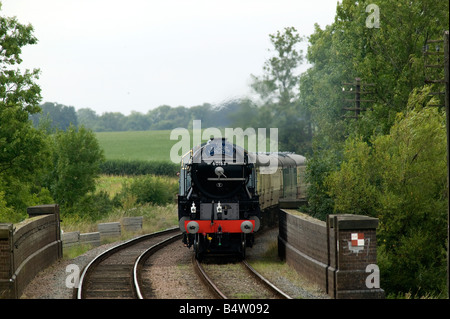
[
  {"left": 61, "top": 216, "right": 144, "bottom": 248},
  {"left": 80, "top": 232, "right": 101, "bottom": 246},
  {"left": 98, "top": 222, "right": 121, "bottom": 239},
  {"left": 122, "top": 216, "right": 143, "bottom": 232}
]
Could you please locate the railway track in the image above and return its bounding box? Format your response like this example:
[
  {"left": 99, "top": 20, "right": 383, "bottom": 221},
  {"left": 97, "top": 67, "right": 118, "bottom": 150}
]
[
  {"left": 77, "top": 225, "right": 292, "bottom": 300},
  {"left": 192, "top": 255, "right": 292, "bottom": 299},
  {"left": 76, "top": 227, "right": 181, "bottom": 299}
]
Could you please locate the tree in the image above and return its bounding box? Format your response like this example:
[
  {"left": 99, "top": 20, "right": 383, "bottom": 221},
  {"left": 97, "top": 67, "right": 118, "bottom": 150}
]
[
  {"left": 251, "top": 27, "right": 304, "bottom": 105},
  {"left": 125, "top": 111, "right": 150, "bottom": 131},
  {"left": 1, "top": 4, "right": 52, "bottom": 221},
  {"left": 301, "top": 0, "right": 449, "bottom": 219},
  {"left": 96, "top": 112, "right": 125, "bottom": 131},
  {"left": 30, "top": 102, "right": 78, "bottom": 131},
  {"left": 77, "top": 107, "right": 99, "bottom": 130},
  {"left": 46, "top": 125, "right": 104, "bottom": 207},
  {"left": 325, "top": 87, "right": 447, "bottom": 296},
  {"left": 244, "top": 27, "right": 312, "bottom": 154}
]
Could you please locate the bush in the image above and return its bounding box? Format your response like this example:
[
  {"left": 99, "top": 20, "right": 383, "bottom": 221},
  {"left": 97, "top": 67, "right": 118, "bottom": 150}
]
[
  {"left": 116, "top": 175, "right": 178, "bottom": 206},
  {"left": 100, "top": 159, "right": 179, "bottom": 176},
  {"left": 60, "top": 191, "right": 115, "bottom": 231},
  {"left": 0, "top": 191, "right": 16, "bottom": 223}
]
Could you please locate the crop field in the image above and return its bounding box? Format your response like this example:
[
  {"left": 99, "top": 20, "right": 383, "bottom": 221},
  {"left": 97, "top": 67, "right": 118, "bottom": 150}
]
[
  {"left": 96, "top": 129, "right": 272, "bottom": 162},
  {"left": 95, "top": 130, "right": 176, "bottom": 162}
]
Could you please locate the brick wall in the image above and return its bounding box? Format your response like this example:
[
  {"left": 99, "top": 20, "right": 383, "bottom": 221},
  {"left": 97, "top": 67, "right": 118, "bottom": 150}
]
[
  {"left": 278, "top": 211, "right": 329, "bottom": 292},
  {"left": 0, "top": 205, "right": 62, "bottom": 299},
  {"left": 278, "top": 210, "right": 385, "bottom": 299},
  {"left": 0, "top": 224, "right": 13, "bottom": 298}
]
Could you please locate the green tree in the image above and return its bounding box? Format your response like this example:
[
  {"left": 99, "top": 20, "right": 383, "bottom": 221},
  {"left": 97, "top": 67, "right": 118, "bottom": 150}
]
[
  {"left": 76, "top": 107, "right": 99, "bottom": 130},
  {"left": 251, "top": 27, "right": 304, "bottom": 105},
  {"left": 301, "top": 0, "right": 449, "bottom": 219},
  {"left": 241, "top": 27, "right": 312, "bottom": 153},
  {"left": 326, "top": 87, "right": 447, "bottom": 296},
  {"left": 96, "top": 112, "right": 125, "bottom": 132},
  {"left": 124, "top": 111, "right": 150, "bottom": 131},
  {"left": 47, "top": 125, "right": 104, "bottom": 208},
  {"left": 30, "top": 102, "right": 78, "bottom": 131},
  {"left": 325, "top": 136, "right": 378, "bottom": 217},
  {"left": 1, "top": 4, "right": 52, "bottom": 222}
]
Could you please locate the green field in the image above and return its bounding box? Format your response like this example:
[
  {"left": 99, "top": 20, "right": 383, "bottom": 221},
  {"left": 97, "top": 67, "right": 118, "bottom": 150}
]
[
  {"left": 96, "top": 130, "right": 177, "bottom": 162},
  {"left": 96, "top": 129, "right": 272, "bottom": 162}
]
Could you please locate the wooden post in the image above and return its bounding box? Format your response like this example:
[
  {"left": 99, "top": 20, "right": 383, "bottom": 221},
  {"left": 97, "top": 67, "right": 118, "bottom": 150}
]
[{"left": 355, "top": 77, "right": 361, "bottom": 117}]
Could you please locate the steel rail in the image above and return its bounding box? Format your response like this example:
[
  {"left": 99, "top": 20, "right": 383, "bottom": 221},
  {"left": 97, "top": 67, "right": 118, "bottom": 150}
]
[
  {"left": 192, "top": 255, "right": 228, "bottom": 299},
  {"left": 192, "top": 255, "right": 292, "bottom": 299},
  {"left": 76, "top": 227, "right": 179, "bottom": 299},
  {"left": 241, "top": 260, "right": 292, "bottom": 299},
  {"left": 133, "top": 233, "right": 182, "bottom": 299}
]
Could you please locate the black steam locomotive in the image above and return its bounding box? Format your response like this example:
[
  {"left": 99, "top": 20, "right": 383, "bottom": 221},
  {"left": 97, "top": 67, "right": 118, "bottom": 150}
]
[{"left": 177, "top": 138, "right": 306, "bottom": 259}]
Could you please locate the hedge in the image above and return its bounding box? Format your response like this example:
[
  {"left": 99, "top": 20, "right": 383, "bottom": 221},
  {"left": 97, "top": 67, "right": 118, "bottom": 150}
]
[{"left": 100, "top": 159, "right": 179, "bottom": 176}]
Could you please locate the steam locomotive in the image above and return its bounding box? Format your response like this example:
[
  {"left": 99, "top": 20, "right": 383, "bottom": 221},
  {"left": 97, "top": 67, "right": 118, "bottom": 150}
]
[{"left": 177, "top": 138, "right": 306, "bottom": 259}]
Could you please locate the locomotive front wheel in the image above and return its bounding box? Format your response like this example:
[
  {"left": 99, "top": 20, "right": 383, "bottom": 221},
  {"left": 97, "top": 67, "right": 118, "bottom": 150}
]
[{"left": 194, "top": 233, "right": 203, "bottom": 260}]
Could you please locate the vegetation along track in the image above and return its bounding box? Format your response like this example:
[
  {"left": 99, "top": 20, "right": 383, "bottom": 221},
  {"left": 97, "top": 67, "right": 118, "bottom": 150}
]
[
  {"left": 76, "top": 227, "right": 181, "bottom": 299},
  {"left": 193, "top": 255, "right": 292, "bottom": 299}
]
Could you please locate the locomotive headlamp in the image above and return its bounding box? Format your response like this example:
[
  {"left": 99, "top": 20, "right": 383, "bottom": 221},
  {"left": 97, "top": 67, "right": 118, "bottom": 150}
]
[
  {"left": 214, "top": 166, "right": 227, "bottom": 178},
  {"left": 216, "top": 201, "right": 223, "bottom": 220},
  {"left": 190, "top": 202, "right": 197, "bottom": 219},
  {"left": 216, "top": 202, "right": 222, "bottom": 213}
]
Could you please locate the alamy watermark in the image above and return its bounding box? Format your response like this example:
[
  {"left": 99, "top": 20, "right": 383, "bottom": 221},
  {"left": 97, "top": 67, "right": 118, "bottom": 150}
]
[
  {"left": 169, "top": 120, "right": 279, "bottom": 173},
  {"left": 365, "top": 264, "right": 380, "bottom": 289},
  {"left": 65, "top": 264, "right": 80, "bottom": 288},
  {"left": 366, "top": 4, "right": 380, "bottom": 28}
]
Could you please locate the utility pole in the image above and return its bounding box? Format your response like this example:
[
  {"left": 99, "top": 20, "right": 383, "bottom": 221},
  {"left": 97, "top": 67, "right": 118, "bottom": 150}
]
[
  {"left": 425, "top": 31, "right": 449, "bottom": 297},
  {"left": 341, "top": 77, "right": 375, "bottom": 119},
  {"left": 445, "top": 30, "right": 449, "bottom": 299}
]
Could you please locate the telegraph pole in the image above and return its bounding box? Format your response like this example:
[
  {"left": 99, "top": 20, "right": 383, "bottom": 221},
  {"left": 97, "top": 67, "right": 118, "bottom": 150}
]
[
  {"left": 444, "top": 30, "right": 449, "bottom": 299},
  {"left": 341, "top": 77, "right": 375, "bottom": 119},
  {"left": 424, "top": 31, "right": 449, "bottom": 297}
]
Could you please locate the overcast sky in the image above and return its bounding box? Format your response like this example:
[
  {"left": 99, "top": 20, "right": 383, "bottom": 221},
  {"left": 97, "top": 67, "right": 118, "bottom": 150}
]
[{"left": 1, "top": 0, "right": 338, "bottom": 115}]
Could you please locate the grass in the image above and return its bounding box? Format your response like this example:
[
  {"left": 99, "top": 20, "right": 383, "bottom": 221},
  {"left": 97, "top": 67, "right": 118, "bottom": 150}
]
[
  {"left": 61, "top": 202, "right": 179, "bottom": 259},
  {"left": 246, "top": 238, "right": 327, "bottom": 299},
  {"left": 63, "top": 243, "right": 96, "bottom": 259},
  {"left": 95, "top": 174, "right": 135, "bottom": 199},
  {"left": 95, "top": 129, "right": 273, "bottom": 162},
  {"left": 61, "top": 174, "right": 179, "bottom": 259},
  {"left": 95, "top": 130, "right": 176, "bottom": 162}
]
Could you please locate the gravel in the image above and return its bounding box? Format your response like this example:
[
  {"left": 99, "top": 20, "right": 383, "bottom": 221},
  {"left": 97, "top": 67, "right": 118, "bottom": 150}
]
[
  {"left": 141, "top": 240, "right": 212, "bottom": 299},
  {"left": 20, "top": 241, "right": 120, "bottom": 299},
  {"left": 20, "top": 228, "right": 329, "bottom": 299},
  {"left": 246, "top": 228, "right": 329, "bottom": 299}
]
